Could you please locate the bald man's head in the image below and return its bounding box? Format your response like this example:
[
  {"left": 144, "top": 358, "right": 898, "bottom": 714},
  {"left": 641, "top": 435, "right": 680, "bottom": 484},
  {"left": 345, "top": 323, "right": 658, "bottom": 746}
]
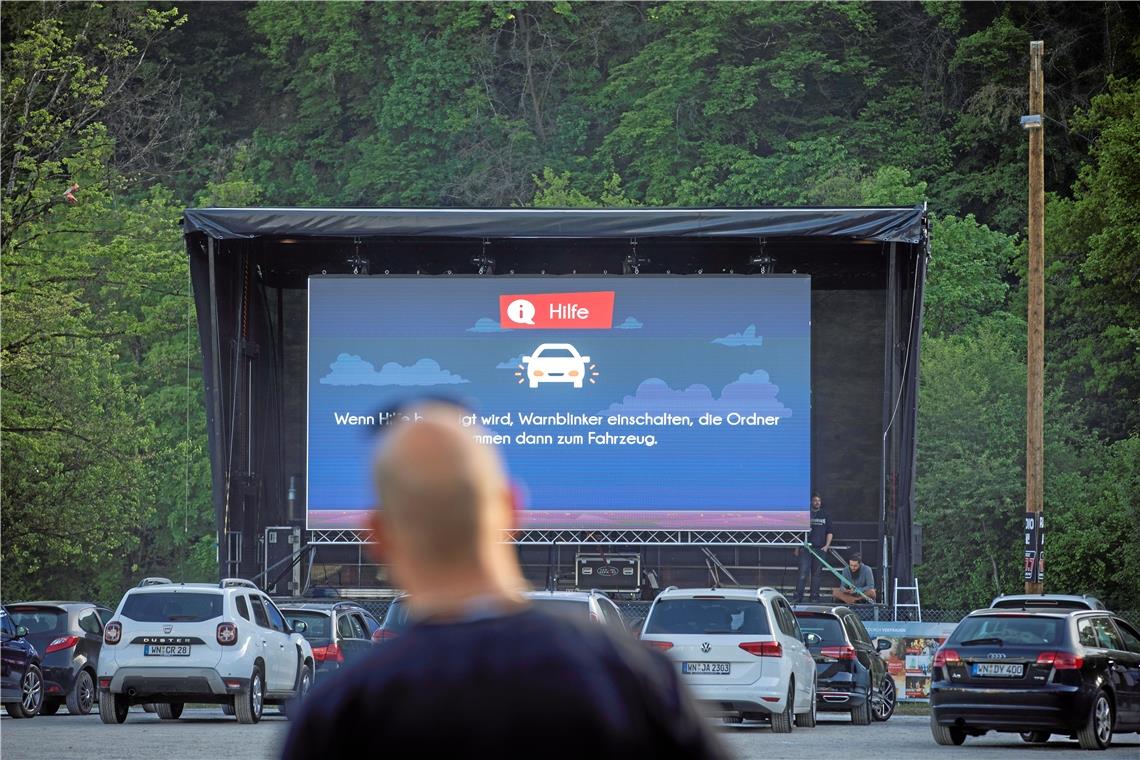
[{"left": 371, "top": 403, "right": 511, "bottom": 571}]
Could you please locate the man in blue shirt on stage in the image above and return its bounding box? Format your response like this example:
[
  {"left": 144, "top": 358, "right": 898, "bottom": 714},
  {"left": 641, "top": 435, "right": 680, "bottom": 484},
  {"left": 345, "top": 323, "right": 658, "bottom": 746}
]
[{"left": 793, "top": 492, "right": 833, "bottom": 603}]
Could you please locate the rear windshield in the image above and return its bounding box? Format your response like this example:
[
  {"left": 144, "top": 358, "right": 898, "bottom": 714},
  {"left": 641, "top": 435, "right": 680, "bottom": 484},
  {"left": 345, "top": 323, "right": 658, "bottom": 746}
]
[
  {"left": 949, "top": 615, "right": 1066, "bottom": 646},
  {"left": 121, "top": 592, "right": 224, "bottom": 623},
  {"left": 381, "top": 599, "right": 412, "bottom": 631},
  {"left": 529, "top": 598, "right": 590, "bottom": 621},
  {"left": 8, "top": 607, "right": 67, "bottom": 634},
  {"left": 645, "top": 599, "right": 771, "bottom": 636},
  {"left": 282, "top": 611, "right": 331, "bottom": 644},
  {"left": 793, "top": 613, "right": 847, "bottom": 646}
]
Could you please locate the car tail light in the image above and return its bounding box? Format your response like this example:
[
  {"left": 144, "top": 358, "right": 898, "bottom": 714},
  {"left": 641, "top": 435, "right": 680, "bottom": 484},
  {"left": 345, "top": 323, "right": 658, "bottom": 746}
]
[
  {"left": 932, "top": 648, "right": 961, "bottom": 667},
  {"left": 739, "top": 641, "right": 782, "bottom": 657},
  {"left": 104, "top": 622, "right": 122, "bottom": 645},
  {"left": 45, "top": 635, "right": 80, "bottom": 654},
  {"left": 645, "top": 640, "right": 673, "bottom": 652},
  {"left": 312, "top": 643, "right": 344, "bottom": 662},
  {"left": 819, "top": 645, "right": 857, "bottom": 661},
  {"left": 216, "top": 622, "right": 238, "bottom": 646},
  {"left": 1037, "top": 651, "right": 1083, "bottom": 670},
  {"left": 371, "top": 629, "right": 399, "bottom": 644}
]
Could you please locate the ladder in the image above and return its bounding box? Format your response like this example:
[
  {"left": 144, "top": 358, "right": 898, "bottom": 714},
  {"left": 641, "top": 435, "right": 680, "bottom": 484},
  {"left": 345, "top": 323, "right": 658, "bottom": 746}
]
[{"left": 893, "top": 577, "right": 922, "bottom": 621}]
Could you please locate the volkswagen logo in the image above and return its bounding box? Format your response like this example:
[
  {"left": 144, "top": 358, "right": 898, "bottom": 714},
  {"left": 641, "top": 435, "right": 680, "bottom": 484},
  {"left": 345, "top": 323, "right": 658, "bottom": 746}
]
[
  {"left": 163, "top": 625, "right": 173, "bottom": 634},
  {"left": 701, "top": 642, "right": 711, "bottom": 654},
  {"left": 986, "top": 653, "right": 1006, "bottom": 659}
]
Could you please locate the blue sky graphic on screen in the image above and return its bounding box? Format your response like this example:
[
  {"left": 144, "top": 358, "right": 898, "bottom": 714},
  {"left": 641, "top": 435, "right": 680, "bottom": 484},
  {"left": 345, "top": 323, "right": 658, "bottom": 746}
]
[{"left": 307, "top": 277, "right": 810, "bottom": 530}]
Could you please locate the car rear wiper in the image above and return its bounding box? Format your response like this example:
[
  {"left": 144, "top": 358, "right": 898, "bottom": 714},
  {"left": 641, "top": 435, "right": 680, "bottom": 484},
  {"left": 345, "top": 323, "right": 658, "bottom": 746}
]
[{"left": 959, "top": 637, "right": 1003, "bottom": 646}]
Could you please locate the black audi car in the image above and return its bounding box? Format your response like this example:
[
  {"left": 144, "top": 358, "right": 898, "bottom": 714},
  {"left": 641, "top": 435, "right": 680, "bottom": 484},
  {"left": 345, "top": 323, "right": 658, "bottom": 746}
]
[
  {"left": 1, "top": 605, "right": 43, "bottom": 719},
  {"left": 930, "top": 608, "right": 1140, "bottom": 749},
  {"left": 6, "top": 602, "right": 112, "bottom": 715},
  {"left": 793, "top": 604, "right": 895, "bottom": 724}
]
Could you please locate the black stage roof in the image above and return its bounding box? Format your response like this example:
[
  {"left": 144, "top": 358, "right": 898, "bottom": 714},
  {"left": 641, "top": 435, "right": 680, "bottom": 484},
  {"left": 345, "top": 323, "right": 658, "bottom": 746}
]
[{"left": 181, "top": 206, "right": 926, "bottom": 244}]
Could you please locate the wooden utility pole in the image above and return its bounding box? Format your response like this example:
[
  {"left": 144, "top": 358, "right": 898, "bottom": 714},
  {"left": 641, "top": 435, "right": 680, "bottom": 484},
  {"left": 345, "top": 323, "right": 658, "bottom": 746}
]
[{"left": 1025, "top": 41, "right": 1045, "bottom": 594}]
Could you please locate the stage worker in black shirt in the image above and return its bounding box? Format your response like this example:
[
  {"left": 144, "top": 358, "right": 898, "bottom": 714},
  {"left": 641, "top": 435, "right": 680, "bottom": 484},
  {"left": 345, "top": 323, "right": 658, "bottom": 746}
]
[
  {"left": 281, "top": 402, "right": 726, "bottom": 760},
  {"left": 792, "top": 492, "right": 833, "bottom": 603}
]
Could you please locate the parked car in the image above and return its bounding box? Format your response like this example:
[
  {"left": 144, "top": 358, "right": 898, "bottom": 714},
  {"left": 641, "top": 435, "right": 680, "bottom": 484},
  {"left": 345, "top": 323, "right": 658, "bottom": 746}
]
[
  {"left": 6, "top": 602, "right": 112, "bottom": 715},
  {"left": 371, "top": 595, "right": 411, "bottom": 644},
  {"left": 930, "top": 608, "right": 1140, "bottom": 749},
  {"left": 1, "top": 605, "right": 43, "bottom": 718},
  {"left": 640, "top": 587, "right": 818, "bottom": 732},
  {"left": 990, "top": 593, "right": 1107, "bottom": 611},
  {"left": 97, "top": 578, "right": 314, "bottom": 725},
  {"left": 279, "top": 601, "right": 381, "bottom": 680},
  {"left": 524, "top": 590, "right": 628, "bottom": 632},
  {"left": 793, "top": 604, "right": 895, "bottom": 724}
]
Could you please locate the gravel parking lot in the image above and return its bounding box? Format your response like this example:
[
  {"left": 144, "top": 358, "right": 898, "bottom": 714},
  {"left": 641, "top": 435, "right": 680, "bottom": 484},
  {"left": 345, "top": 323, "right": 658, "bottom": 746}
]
[{"left": 3, "top": 710, "right": 1138, "bottom": 759}]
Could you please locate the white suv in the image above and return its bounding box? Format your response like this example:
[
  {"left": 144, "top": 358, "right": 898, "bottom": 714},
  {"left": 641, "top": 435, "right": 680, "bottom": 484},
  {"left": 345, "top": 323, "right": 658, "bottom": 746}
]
[
  {"left": 640, "top": 587, "right": 818, "bottom": 732},
  {"left": 97, "top": 579, "right": 314, "bottom": 724}
]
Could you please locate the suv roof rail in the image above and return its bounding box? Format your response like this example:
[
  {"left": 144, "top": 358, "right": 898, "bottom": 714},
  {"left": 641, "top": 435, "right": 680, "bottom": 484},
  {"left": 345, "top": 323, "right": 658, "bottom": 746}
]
[
  {"left": 663, "top": 586, "right": 678, "bottom": 593},
  {"left": 757, "top": 586, "right": 777, "bottom": 595},
  {"left": 137, "top": 577, "right": 172, "bottom": 587},
  {"left": 219, "top": 578, "right": 260, "bottom": 591}
]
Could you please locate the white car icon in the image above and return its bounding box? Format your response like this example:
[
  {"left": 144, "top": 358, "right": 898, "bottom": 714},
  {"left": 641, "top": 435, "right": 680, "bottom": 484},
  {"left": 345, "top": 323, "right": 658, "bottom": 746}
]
[{"left": 522, "top": 343, "right": 591, "bottom": 389}]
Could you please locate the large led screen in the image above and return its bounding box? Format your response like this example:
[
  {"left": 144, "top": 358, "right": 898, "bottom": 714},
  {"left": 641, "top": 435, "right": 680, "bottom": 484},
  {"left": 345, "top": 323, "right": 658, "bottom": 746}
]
[{"left": 307, "top": 276, "right": 811, "bottom": 530}]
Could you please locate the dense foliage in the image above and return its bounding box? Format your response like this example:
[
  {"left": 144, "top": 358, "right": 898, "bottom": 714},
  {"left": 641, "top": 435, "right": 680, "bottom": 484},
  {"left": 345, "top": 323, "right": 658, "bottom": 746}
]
[{"left": 2, "top": 2, "right": 1137, "bottom": 609}]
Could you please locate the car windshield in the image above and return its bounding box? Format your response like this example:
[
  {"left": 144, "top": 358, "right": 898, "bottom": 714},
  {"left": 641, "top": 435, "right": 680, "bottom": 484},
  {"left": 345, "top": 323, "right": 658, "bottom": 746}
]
[
  {"left": 529, "top": 598, "right": 591, "bottom": 621},
  {"left": 645, "top": 599, "right": 771, "bottom": 635},
  {"left": 537, "top": 348, "right": 574, "bottom": 357},
  {"left": 120, "top": 592, "right": 224, "bottom": 623},
  {"left": 283, "top": 611, "right": 331, "bottom": 644},
  {"left": 793, "top": 613, "right": 847, "bottom": 646},
  {"left": 7, "top": 607, "right": 67, "bottom": 634},
  {"left": 949, "top": 615, "right": 1065, "bottom": 646},
  {"left": 382, "top": 599, "right": 412, "bottom": 631}
]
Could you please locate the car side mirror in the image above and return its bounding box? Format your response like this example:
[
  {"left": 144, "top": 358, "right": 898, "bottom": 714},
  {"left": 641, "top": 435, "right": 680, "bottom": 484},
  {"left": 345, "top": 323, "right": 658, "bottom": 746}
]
[
  {"left": 804, "top": 632, "right": 822, "bottom": 647},
  {"left": 877, "top": 638, "right": 892, "bottom": 652},
  {"left": 14, "top": 625, "right": 28, "bottom": 638},
  {"left": 292, "top": 620, "right": 308, "bottom": 634}
]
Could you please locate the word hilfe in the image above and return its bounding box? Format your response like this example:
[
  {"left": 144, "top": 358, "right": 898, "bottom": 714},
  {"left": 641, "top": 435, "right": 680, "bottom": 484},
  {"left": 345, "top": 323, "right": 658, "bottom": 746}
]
[{"left": 499, "top": 291, "right": 615, "bottom": 329}]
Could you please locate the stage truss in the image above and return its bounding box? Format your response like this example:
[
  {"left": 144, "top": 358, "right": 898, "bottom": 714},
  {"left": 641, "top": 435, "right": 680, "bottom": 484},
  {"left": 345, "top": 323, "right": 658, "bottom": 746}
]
[{"left": 308, "top": 528, "right": 808, "bottom": 546}]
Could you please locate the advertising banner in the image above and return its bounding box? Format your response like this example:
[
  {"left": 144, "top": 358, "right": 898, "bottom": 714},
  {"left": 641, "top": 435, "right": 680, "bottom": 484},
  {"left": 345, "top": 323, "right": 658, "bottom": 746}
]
[
  {"left": 307, "top": 276, "right": 811, "bottom": 531},
  {"left": 865, "top": 621, "right": 959, "bottom": 702}
]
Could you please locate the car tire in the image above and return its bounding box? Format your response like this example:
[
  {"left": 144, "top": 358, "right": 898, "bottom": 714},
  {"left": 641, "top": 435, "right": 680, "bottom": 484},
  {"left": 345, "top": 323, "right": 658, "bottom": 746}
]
[
  {"left": 1077, "top": 689, "right": 1113, "bottom": 750},
  {"left": 66, "top": 669, "right": 95, "bottom": 715},
  {"left": 770, "top": 682, "right": 795, "bottom": 734},
  {"left": 1020, "top": 731, "right": 1050, "bottom": 744},
  {"left": 851, "top": 694, "right": 872, "bottom": 726},
  {"left": 795, "top": 678, "right": 817, "bottom": 728},
  {"left": 280, "top": 665, "right": 312, "bottom": 720},
  {"left": 40, "top": 699, "right": 62, "bottom": 716},
  {"left": 222, "top": 704, "right": 235, "bottom": 716},
  {"left": 930, "top": 714, "right": 967, "bottom": 746},
  {"left": 98, "top": 691, "right": 129, "bottom": 724},
  {"left": 5, "top": 664, "right": 43, "bottom": 718},
  {"left": 234, "top": 667, "right": 264, "bottom": 724},
  {"left": 872, "top": 676, "right": 896, "bottom": 722},
  {"left": 156, "top": 702, "right": 184, "bottom": 720}
]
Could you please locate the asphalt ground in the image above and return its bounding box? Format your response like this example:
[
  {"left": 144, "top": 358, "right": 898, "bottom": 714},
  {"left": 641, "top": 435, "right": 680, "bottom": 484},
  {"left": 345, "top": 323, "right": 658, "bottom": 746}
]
[{"left": 2, "top": 709, "right": 1139, "bottom": 760}]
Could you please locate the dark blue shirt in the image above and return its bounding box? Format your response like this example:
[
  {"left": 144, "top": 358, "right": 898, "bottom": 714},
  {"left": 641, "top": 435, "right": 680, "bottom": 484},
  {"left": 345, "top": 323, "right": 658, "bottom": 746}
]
[
  {"left": 281, "top": 606, "right": 725, "bottom": 760},
  {"left": 808, "top": 506, "right": 833, "bottom": 547}
]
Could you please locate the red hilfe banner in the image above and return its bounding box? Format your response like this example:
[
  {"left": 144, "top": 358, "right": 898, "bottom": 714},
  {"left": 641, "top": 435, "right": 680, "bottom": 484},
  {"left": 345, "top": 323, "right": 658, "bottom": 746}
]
[{"left": 499, "top": 291, "right": 615, "bottom": 329}]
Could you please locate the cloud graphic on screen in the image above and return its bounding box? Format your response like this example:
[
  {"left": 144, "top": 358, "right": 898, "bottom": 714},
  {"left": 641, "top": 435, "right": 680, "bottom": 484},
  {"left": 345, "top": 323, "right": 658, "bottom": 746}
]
[
  {"left": 467, "top": 317, "right": 509, "bottom": 333},
  {"left": 712, "top": 324, "right": 763, "bottom": 346},
  {"left": 602, "top": 370, "right": 790, "bottom": 417},
  {"left": 615, "top": 316, "right": 644, "bottom": 330},
  {"left": 497, "top": 355, "right": 523, "bottom": 369},
  {"left": 320, "top": 354, "right": 469, "bottom": 386}
]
